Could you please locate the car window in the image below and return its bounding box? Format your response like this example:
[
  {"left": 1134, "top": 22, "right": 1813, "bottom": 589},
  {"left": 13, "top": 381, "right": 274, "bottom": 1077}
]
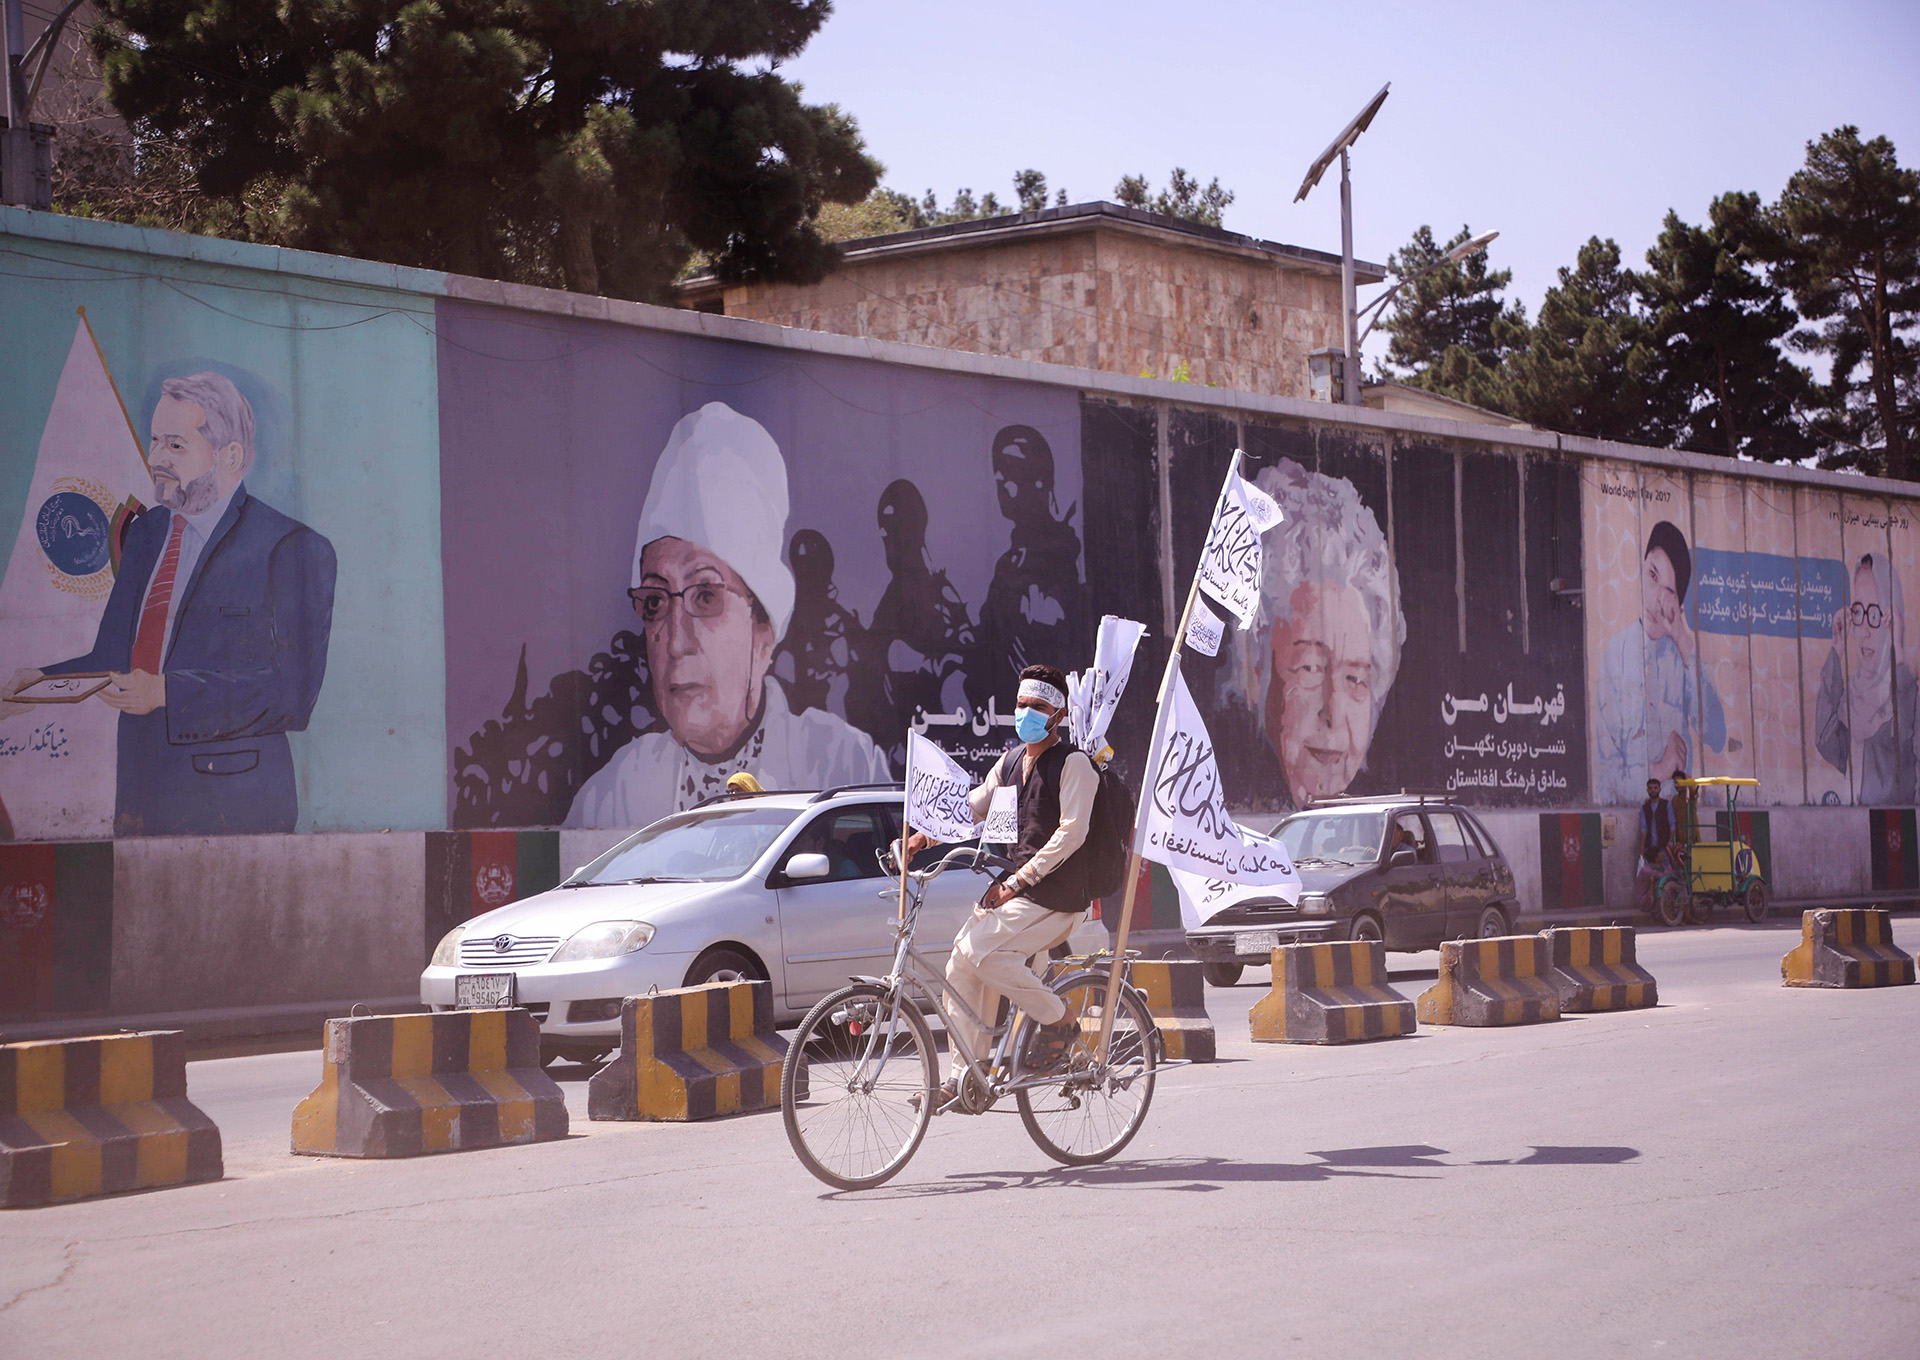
[
  {"left": 1274, "top": 810, "right": 1386, "bottom": 864},
  {"left": 1428, "top": 811, "right": 1470, "bottom": 864},
  {"left": 570, "top": 806, "right": 801, "bottom": 885},
  {"left": 786, "top": 808, "right": 891, "bottom": 882},
  {"left": 1389, "top": 813, "right": 1435, "bottom": 865},
  {"left": 1458, "top": 813, "right": 1492, "bottom": 859}
]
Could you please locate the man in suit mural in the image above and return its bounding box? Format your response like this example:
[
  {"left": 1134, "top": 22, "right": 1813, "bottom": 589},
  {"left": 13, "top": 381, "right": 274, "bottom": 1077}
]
[{"left": 2, "top": 372, "right": 337, "bottom": 835}]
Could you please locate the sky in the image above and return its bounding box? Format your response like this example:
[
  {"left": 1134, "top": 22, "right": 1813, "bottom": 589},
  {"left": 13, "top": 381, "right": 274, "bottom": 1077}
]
[{"left": 782, "top": 0, "right": 1920, "bottom": 368}]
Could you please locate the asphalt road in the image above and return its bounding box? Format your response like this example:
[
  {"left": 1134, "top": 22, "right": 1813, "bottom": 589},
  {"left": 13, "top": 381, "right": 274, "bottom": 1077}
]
[{"left": 4, "top": 923, "right": 1917, "bottom": 1359}]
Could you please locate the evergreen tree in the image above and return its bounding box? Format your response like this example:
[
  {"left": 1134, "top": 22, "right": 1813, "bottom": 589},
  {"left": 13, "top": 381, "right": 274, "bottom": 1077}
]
[
  {"left": 1492, "top": 237, "right": 1663, "bottom": 443},
  {"left": 1112, "top": 168, "right": 1233, "bottom": 226},
  {"left": 1377, "top": 224, "right": 1522, "bottom": 404},
  {"left": 1751, "top": 127, "right": 1920, "bottom": 479},
  {"left": 1633, "top": 195, "right": 1816, "bottom": 461},
  {"left": 89, "top": 0, "right": 880, "bottom": 303}
]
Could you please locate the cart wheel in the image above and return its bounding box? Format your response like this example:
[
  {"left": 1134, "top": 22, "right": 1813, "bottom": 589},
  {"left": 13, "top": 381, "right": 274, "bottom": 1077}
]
[
  {"left": 1686, "top": 890, "right": 1712, "bottom": 925},
  {"left": 1743, "top": 880, "right": 1769, "bottom": 923},
  {"left": 1656, "top": 879, "right": 1687, "bottom": 928}
]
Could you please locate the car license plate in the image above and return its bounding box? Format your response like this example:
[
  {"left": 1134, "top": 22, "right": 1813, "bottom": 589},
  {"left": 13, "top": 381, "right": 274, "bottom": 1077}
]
[
  {"left": 454, "top": 972, "right": 516, "bottom": 1010},
  {"left": 1237, "top": 929, "right": 1280, "bottom": 955}
]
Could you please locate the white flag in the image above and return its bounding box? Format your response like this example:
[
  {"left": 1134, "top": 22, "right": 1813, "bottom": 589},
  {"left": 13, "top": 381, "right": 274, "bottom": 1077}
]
[
  {"left": 0, "top": 320, "right": 150, "bottom": 839},
  {"left": 1184, "top": 597, "right": 1224, "bottom": 657},
  {"left": 1067, "top": 615, "right": 1145, "bottom": 756},
  {"left": 1136, "top": 670, "right": 1298, "bottom": 885},
  {"left": 1171, "top": 840, "right": 1301, "bottom": 928},
  {"left": 904, "top": 729, "right": 980, "bottom": 842},
  {"left": 1196, "top": 471, "right": 1282, "bottom": 629}
]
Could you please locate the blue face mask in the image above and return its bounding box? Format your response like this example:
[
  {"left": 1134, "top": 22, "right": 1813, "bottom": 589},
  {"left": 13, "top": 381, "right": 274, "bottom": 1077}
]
[{"left": 1013, "top": 705, "right": 1053, "bottom": 743}]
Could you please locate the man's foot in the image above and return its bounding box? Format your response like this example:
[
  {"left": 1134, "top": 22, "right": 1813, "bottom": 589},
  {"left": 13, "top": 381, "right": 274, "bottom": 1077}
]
[
  {"left": 1023, "top": 1012, "right": 1083, "bottom": 1072},
  {"left": 910, "top": 1079, "right": 962, "bottom": 1116}
]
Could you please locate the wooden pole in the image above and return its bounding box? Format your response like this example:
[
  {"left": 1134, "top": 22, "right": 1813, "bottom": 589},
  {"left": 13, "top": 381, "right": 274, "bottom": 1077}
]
[
  {"left": 1095, "top": 448, "right": 1244, "bottom": 1064},
  {"left": 896, "top": 819, "right": 912, "bottom": 925}
]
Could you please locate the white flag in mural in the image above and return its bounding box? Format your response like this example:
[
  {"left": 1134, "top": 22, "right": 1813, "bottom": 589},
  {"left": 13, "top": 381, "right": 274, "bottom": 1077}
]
[
  {"left": 0, "top": 320, "right": 149, "bottom": 839},
  {"left": 1067, "top": 615, "right": 1145, "bottom": 757},
  {"left": 1136, "top": 670, "right": 1298, "bottom": 885},
  {"left": 1196, "top": 470, "right": 1282, "bottom": 629},
  {"left": 1171, "top": 855, "right": 1302, "bottom": 929},
  {"left": 904, "top": 729, "right": 980, "bottom": 842}
]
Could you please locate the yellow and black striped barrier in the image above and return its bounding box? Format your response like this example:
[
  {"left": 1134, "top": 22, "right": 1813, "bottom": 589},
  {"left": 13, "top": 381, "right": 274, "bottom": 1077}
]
[
  {"left": 1249, "top": 940, "right": 1415, "bottom": 1043},
  {"left": 1782, "top": 909, "right": 1916, "bottom": 989},
  {"left": 1541, "top": 927, "right": 1658, "bottom": 1012},
  {"left": 587, "top": 981, "right": 787, "bottom": 1121},
  {"left": 291, "top": 1009, "right": 567, "bottom": 1158},
  {"left": 1417, "top": 935, "right": 1561, "bottom": 1026},
  {"left": 1125, "top": 960, "right": 1215, "bottom": 1061},
  {"left": 1, "top": 1031, "right": 222, "bottom": 1207}
]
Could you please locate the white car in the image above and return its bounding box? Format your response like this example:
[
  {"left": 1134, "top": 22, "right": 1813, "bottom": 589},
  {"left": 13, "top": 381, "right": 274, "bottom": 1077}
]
[{"left": 420, "top": 786, "right": 1109, "bottom": 1064}]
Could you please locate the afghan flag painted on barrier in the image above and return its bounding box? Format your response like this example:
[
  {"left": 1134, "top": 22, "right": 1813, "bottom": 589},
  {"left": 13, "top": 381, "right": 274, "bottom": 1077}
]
[
  {"left": 424, "top": 830, "right": 563, "bottom": 961},
  {"left": 1713, "top": 808, "right": 1772, "bottom": 885},
  {"left": 1538, "top": 813, "right": 1604, "bottom": 913},
  {"left": 1868, "top": 809, "right": 1918, "bottom": 891},
  {"left": 0, "top": 841, "right": 113, "bottom": 1019}
]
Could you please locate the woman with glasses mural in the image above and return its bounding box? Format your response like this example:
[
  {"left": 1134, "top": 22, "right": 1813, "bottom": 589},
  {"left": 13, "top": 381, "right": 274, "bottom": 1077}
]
[
  {"left": 1815, "top": 552, "right": 1916, "bottom": 805},
  {"left": 567, "top": 403, "right": 889, "bottom": 830}
]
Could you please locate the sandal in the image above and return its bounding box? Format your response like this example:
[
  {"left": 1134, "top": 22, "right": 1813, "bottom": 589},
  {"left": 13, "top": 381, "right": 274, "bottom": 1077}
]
[
  {"left": 910, "top": 1079, "right": 962, "bottom": 1116},
  {"left": 1023, "top": 1014, "right": 1082, "bottom": 1072}
]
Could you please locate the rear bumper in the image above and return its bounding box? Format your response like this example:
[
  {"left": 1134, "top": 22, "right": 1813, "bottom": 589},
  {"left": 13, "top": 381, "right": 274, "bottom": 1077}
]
[{"left": 1185, "top": 921, "right": 1337, "bottom": 962}]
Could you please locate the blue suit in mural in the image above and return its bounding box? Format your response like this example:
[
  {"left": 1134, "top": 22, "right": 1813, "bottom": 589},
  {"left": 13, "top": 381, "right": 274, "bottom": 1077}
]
[{"left": 45, "top": 488, "right": 336, "bottom": 835}]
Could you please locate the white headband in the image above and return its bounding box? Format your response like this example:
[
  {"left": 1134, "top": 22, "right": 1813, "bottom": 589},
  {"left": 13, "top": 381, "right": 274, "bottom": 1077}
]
[{"left": 1017, "top": 678, "right": 1066, "bottom": 709}]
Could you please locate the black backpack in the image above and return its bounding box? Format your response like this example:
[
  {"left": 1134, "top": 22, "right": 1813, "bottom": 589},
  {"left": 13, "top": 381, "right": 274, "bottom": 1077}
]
[{"left": 999, "top": 742, "right": 1134, "bottom": 901}]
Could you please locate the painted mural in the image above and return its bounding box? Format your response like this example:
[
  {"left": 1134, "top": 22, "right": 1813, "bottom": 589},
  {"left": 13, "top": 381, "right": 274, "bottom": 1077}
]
[{"left": 436, "top": 301, "right": 1087, "bottom": 830}]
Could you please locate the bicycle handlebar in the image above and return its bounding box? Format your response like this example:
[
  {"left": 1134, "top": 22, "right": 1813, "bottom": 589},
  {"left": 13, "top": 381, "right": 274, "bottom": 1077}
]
[{"left": 876, "top": 842, "right": 1017, "bottom": 883}]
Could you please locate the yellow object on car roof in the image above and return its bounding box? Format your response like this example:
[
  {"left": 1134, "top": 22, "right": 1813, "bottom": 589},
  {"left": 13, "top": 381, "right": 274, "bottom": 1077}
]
[{"left": 1675, "top": 776, "right": 1759, "bottom": 787}]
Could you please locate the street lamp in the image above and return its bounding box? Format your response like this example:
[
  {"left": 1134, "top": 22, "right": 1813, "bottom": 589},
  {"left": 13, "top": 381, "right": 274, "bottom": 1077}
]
[
  {"left": 1354, "top": 229, "right": 1500, "bottom": 351},
  {"left": 1295, "top": 82, "right": 1390, "bottom": 406}
]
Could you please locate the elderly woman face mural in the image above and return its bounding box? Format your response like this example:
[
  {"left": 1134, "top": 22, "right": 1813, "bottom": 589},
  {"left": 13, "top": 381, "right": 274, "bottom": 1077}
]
[
  {"left": 565, "top": 402, "right": 889, "bottom": 829},
  {"left": 1237, "top": 459, "right": 1405, "bottom": 809},
  {"left": 1814, "top": 551, "right": 1917, "bottom": 805}
]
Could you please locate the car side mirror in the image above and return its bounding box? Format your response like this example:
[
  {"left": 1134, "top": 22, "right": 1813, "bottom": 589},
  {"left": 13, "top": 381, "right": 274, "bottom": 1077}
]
[
  {"left": 1390, "top": 846, "right": 1416, "bottom": 869},
  {"left": 786, "top": 853, "right": 831, "bottom": 881}
]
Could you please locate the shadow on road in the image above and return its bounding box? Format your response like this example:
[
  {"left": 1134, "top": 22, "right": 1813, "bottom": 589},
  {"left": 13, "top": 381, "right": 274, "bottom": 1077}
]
[{"left": 826, "top": 1143, "right": 1640, "bottom": 1198}]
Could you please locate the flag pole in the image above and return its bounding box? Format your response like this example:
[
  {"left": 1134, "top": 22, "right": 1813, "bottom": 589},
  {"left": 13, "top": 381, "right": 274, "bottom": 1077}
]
[
  {"left": 1095, "top": 447, "right": 1245, "bottom": 1064},
  {"left": 75, "top": 306, "right": 148, "bottom": 473}
]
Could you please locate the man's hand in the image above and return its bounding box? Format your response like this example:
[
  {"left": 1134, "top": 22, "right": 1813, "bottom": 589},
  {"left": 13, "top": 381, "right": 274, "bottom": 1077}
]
[
  {"left": 1667, "top": 595, "right": 1695, "bottom": 663},
  {"left": 982, "top": 879, "right": 1017, "bottom": 911},
  {"left": 0, "top": 667, "right": 43, "bottom": 722},
  {"left": 101, "top": 670, "right": 166, "bottom": 715},
  {"left": 903, "top": 830, "right": 931, "bottom": 860}
]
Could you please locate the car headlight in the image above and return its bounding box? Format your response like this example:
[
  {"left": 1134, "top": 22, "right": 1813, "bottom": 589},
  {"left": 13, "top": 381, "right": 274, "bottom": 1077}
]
[
  {"left": 1298, "top": 893, "right": 1332, "bottom": 916},
  {"left": 430, "top": 925, "right": 467, "bottom": 967},
  {"left": 551, "top": 921, "right": 655, "bottom": 963}
]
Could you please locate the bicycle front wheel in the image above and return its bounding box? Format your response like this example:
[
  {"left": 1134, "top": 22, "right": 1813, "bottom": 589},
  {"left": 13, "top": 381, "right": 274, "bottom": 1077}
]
[
  {"left": 782, "top": 982, "right": 937, "bottom": 1191},
  {"left": 1016, "top": 973, "right": 1157, "bottom": 1166}
]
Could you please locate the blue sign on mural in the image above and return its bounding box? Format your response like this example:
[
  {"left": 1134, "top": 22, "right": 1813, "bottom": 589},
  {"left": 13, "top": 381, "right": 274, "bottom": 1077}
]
[
  {"left": 35, "top": 491, "right": 111, "bottom": 576},
  {"left": 1691, "top": 549, "right": 1848, "bottom": 639}
]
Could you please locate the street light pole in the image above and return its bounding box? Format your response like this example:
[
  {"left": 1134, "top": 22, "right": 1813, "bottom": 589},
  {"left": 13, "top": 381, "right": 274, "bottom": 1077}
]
[
  {"left": 1339, "top": 148, "right": 1357, "bottom": 405},
  {"left": 1353, "top": 229, "right": 1501, "bottom": 351}
]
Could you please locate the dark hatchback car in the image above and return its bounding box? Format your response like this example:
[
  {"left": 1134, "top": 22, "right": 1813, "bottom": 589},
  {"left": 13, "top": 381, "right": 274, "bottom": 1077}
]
[{"left": 1184, "top": 795, "right": 1520, "bottom": 985}]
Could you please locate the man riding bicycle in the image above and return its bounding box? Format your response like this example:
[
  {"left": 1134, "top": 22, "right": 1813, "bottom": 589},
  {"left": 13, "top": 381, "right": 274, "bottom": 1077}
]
[{"left": 903, "top": 663, "right": 1098, "bottom": 1111}]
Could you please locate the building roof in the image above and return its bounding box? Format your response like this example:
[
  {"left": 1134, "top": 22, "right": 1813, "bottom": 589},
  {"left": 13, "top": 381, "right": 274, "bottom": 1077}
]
[
  {"left": 1360, "top": 379, "right": 1532, "bottom": 431},
  {"left": 678, "top": 199, "right": 1388, "bottom": 305}
]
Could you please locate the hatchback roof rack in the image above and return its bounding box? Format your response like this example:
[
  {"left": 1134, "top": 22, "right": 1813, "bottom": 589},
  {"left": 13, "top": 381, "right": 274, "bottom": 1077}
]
[
  {"left": 691, "top": 787, "right": 821, "bottom": 809},
  {"left": 808, "top": 781, "right": 906, "bottom": 803},
  {"left": 1303, "top": 789, "right": 1454, "bottom": 808}
]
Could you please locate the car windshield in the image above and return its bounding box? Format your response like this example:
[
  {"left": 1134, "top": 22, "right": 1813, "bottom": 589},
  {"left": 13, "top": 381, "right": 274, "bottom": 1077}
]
[
  {"left": 567, "top": 806, "right": 802, "bottom": 885},
  {"left": 1273, "top": 809, "right": 1387, "bottom": 865}
]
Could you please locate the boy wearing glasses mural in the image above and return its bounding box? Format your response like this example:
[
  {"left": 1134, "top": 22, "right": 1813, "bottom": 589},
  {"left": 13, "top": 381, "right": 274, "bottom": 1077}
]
[
  {"left": 1814, "top": 552, "right": 1916, "bottom": 805},
  {"left": 566, "top": 403, "right": 888, "bottom": 829}
]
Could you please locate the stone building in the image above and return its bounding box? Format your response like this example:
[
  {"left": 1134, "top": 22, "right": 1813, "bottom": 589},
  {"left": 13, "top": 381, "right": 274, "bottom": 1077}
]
[{"left": 676, "top": 200, "right": 1386, "bottom": 400}]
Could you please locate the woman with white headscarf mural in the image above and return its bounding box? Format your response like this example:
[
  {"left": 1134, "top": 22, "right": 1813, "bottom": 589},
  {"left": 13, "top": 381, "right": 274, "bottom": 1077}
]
[
  {"left": 1815, "top": 551, "right": 1917, "bottom": 805},
  {"left": 1232, "top": 459, "right": 1405, "bottom": 812},
  {"left": 567, "top": 402, "right": 890, "bottom": 829}
]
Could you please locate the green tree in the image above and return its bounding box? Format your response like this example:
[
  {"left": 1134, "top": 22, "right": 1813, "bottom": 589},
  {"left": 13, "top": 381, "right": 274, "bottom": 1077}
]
[
  {"left": 1633, "top": 195, "right": 1816, "bottom": 462},
  {"left": 1492, "top": 237, "right": 1663, "bottom": 443},
  {"left": 1112, "top": 168, "right": 1233, "bottom": 226},
  {"left": 1377, "top": 224, "right": 1522, "bottom": 403},
  {"left": 88, "top": 0, "right": 880, "bottom": 303},
  {"left": 1751, "top": 127, "right": 1920, "bottom": 478}
]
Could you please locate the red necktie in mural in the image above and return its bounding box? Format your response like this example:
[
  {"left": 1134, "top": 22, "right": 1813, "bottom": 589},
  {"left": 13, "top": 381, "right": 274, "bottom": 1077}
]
[{"left": 130, "top": 515, "right": 186, "bottom": 674}]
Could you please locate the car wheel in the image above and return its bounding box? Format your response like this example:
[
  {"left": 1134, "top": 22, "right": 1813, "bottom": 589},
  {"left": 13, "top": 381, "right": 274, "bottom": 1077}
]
[
  {"left": 1347, "top": 914, "right": 1383, "bottom": 946},
  {"left": 1201, "top": 962, "right": 1243, "bottom": 987},
  {"left": 684, "top": 947, "right": 762, "bottom": 989},
  {"left": 1476, "top": 905, "right": 1509, "bottom": 939}
]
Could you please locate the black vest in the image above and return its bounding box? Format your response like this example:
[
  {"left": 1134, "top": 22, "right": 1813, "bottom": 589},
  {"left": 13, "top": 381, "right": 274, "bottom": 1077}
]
[{"left": 998, "top": 740, "right": 1093, "bottom": 913}]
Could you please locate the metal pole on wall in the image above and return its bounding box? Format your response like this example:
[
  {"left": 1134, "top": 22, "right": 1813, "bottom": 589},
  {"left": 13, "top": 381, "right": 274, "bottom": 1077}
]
[
  {"left": 2, "top": 0, "right": 27, "bottom": 207},
  {"left": 1339, "top": 147, "right": 1358, "bottom": 405}
]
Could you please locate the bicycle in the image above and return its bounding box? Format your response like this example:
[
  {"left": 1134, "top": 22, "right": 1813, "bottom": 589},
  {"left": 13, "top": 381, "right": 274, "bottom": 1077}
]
[{"left": 779, "top": 843, "right": 1161, "bottom": 1190}]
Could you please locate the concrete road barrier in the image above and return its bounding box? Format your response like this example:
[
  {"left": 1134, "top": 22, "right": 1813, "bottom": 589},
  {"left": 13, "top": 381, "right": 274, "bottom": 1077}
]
[
  {"left": 291, "top": 1009, "right": 567, "bottom": 1157},
  {"left": 1124, "top": 960, "right": 1215, "bottom": 1061},
  {"left": 588, "top": 981, "right": 787, "bottom": 1121},
  {"left": 1, "top": 1031, "right": 221, "bottom": 1207},
  {"left": 1249, "top": 941, "right": 1415, "bottom": 1044},
  {"left": 1417, "top": 936, "right": 1561, "bottom": 1027},
  {"left": 1781, "top": 909, "right": 1917, "bottom": 989},
  {"left": 1541, "top": 927, "right": 1658, "bottom": 1012}
]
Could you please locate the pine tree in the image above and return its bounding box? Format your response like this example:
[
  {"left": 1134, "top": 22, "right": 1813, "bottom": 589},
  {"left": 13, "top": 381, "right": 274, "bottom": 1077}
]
[
  {"left": 1633, "top": 195, "right": 1816, "bottom": 462},
  {"left": 1111, "top": 169, "right": 1233, "bottom": 226},
  {"left": 89, "top": 0, "right": 880, "bottom": 303},
  {"left": 1377, "top": 224, "right": 1522, "bottom": 406}
]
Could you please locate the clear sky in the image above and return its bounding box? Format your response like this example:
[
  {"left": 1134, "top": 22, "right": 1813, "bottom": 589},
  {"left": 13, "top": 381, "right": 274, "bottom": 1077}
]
[{"left": 782, "top": 0, "right": 1920, "bottom": 368}]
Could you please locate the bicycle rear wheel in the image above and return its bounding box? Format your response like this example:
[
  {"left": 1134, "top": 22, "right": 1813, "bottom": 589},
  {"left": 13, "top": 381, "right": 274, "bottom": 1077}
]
[
  {"left": 782, "top": 982, "right": 936, "bottom": 1190},
  {"left": 1015, "top": 972, "right": 1157, "bottom": 1166}
]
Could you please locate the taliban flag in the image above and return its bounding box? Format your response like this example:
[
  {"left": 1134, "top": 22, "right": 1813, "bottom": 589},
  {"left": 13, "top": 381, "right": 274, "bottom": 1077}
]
[
  {"left": 1136, "top": 669, "right": 1300, "bottom": 892},
  {"left": 904, "top": 730, "right": 980, "bottom": 842},
  {"left": 1195, "top": 469, "right": 1282, "bottom": 628},
  {"left": 0, "top": 316, "right": 149, "bottom": 840}
]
